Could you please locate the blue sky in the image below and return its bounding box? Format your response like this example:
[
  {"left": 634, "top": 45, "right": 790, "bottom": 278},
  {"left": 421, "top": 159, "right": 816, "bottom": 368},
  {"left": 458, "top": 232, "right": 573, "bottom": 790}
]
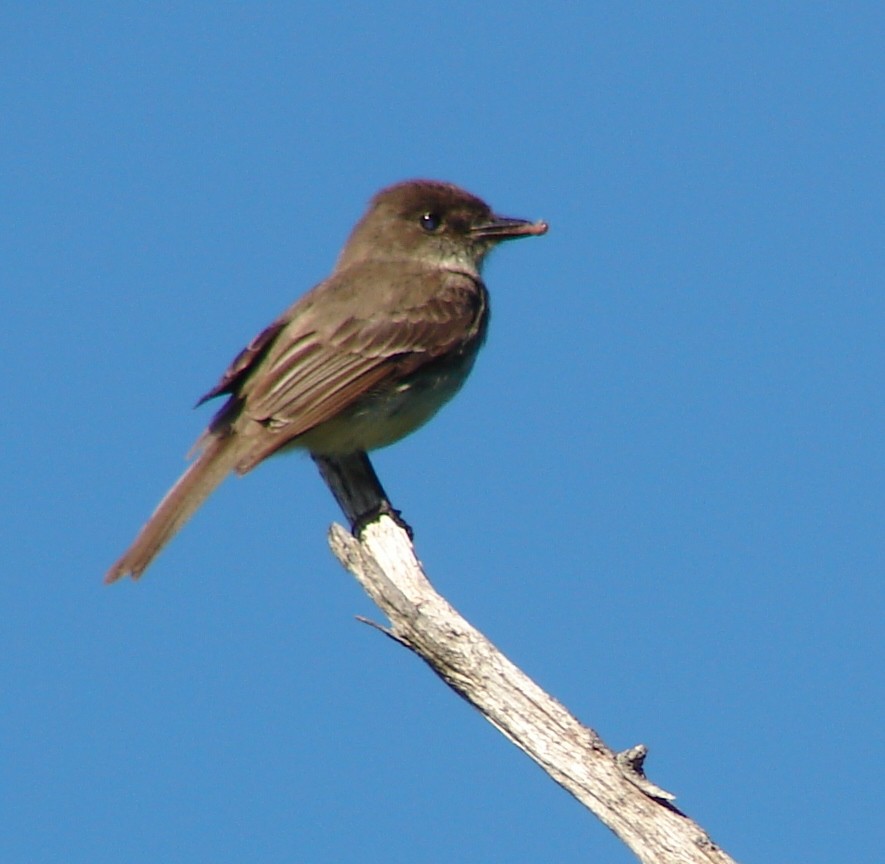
[{"left": 2, "top": 4, "right": 882, "bottom": 862}]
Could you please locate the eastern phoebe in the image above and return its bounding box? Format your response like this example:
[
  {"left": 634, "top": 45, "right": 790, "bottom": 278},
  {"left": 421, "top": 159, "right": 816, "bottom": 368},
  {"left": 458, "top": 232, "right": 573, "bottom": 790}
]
[{"left": 106, "top": 180, "right": 547, "bottom": 582}]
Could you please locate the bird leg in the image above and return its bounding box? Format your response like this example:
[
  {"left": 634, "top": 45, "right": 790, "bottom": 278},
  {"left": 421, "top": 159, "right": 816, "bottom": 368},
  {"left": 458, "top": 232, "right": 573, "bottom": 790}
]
[{"left": 311, "top": 451, "right": 414, "bottom": 539}]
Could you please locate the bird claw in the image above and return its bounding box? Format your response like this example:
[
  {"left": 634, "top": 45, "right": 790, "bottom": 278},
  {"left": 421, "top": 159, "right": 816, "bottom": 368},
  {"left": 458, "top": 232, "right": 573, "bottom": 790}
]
[{"left": 351, "top": 502, "right": 414, "bottom": 540}]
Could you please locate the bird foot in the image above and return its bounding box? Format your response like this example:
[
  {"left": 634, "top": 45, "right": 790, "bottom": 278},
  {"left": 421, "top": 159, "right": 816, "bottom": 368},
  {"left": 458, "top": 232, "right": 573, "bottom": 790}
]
[{"left": 351, "top": 501, "right": 414, "bottom": 540}]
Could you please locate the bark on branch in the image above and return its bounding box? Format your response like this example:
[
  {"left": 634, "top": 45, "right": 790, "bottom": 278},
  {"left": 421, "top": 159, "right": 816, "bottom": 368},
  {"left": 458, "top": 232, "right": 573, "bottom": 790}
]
[{"left": 315, "top": 453, "right": 738, "bottom": 863}]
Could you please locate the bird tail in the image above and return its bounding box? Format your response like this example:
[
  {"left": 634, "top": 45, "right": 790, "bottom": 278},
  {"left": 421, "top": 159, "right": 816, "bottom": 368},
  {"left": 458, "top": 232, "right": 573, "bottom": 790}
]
[{"left": 105, "top": 434, "right": 239, "bottom": 583}]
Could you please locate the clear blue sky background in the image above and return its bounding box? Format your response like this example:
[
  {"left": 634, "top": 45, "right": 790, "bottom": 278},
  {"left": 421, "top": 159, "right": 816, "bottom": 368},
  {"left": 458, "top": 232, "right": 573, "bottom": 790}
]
[{"left": 2, "top": 4, "right": 882, "bottom": 863}]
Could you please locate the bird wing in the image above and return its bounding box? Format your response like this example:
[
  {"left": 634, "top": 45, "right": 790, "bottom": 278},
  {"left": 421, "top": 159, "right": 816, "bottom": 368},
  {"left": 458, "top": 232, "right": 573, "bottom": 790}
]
[
  {"left": 243, "top": 269, "right": 486, "bottom": 433},
  {"left": 196, "top": 319, "right": 287, "bottom": 406},
  {"left": 198, "top": 263, "right": 486, "bottom": 467}
]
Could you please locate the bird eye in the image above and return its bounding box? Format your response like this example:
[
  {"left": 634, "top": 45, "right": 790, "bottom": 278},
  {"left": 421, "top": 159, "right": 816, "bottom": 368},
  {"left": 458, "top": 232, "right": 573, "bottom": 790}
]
[{"left": 419, "top": 211, "right": 442, "bottom": 232}]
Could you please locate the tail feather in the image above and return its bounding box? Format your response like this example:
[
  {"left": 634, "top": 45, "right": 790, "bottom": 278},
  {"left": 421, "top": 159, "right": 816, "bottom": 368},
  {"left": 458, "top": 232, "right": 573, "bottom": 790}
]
[{"left": 105, "top": 435, "right": 238, "bottom": 583}]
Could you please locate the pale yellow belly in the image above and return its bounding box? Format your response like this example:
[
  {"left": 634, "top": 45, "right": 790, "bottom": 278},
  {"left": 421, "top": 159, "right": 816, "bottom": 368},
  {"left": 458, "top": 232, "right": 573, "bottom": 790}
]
[{"left": 294, "top": 354, "right": 477, "bottom": 455}]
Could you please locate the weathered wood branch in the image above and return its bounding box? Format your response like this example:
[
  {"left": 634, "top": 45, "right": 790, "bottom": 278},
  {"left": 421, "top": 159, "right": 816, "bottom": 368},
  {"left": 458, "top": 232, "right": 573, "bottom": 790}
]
[{"left": 325, "top": 515, "right": 737, "bottom": 864}]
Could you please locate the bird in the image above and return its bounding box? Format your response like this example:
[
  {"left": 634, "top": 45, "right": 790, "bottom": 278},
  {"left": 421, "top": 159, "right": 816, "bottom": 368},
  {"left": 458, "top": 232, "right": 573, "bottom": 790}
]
[{"left": 106, "top": 179, "right": 547, "bottom": 582}]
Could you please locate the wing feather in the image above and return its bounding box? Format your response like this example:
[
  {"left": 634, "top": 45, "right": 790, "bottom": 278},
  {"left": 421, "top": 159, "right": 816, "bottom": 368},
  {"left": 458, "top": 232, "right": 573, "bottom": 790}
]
[{"left": 200, "top": 262, "right": 487, "bottom": 467}]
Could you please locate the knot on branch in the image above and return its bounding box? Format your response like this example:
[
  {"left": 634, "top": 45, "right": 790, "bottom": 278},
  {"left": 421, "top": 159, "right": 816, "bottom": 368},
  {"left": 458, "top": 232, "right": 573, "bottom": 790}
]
[{"left": 615, "top": 744, "right": 676, "bottom": 802}]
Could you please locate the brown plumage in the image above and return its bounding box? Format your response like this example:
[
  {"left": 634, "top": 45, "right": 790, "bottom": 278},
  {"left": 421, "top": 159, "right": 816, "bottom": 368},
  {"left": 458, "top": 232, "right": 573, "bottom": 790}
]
[{"left": 106, "top": 180, "right": 546, "bottom": 582}]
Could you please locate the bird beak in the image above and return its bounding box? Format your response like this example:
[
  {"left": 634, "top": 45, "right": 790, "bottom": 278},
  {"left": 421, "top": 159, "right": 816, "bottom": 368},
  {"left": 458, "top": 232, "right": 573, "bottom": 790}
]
[{"left": 471, "top": 216, "right": 549, "bottom": 240}]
